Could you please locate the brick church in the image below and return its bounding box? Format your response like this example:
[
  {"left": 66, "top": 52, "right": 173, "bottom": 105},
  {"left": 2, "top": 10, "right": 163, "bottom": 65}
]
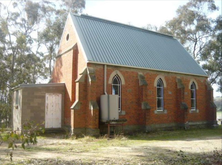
[
  {"left": 50, "top": 13, "right": 216, "bottom": 135},
  {"left": 13, "top": 13, "right": 217, "bottom": 136}
]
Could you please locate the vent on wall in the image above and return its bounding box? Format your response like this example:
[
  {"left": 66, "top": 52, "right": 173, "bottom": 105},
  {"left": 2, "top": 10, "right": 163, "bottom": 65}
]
[{"left": 66, "top": 34, "right": 69, "bottom": 41}]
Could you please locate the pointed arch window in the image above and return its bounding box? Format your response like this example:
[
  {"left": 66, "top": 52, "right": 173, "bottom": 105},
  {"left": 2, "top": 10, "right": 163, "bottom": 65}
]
[
  {"left": 191, "top": 82, "right": 197, "bottom": 110},
  {"left": 112, "top": 75, "right": 121, "bottom": 111},
  {"left": 157, "top": 78, "right": 164, "bottom": 110}
]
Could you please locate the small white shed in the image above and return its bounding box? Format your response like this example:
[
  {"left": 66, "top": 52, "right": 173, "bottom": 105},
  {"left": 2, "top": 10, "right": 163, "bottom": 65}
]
[{"left": 12, "top": 83, "right": 65, "bottom": 132}]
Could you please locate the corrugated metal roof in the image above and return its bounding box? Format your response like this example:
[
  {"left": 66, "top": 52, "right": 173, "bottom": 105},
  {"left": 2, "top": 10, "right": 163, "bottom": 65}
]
[{"left": 70, "top": 14, "right": 207, "bottom": 76}]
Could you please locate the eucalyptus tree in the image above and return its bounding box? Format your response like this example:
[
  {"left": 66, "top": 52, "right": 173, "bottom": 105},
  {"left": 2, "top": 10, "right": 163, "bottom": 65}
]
[
  {"left": 157, "top": 0, "right": 221, "bottom": 91},
  {"left": 158, "top": 0, "right": 218, "bottom": 61},
  {"left": 0, "top": 1, "right": 45, "bottom": 86},
  {"left": 201, "top": 16, "right": 222, "bottom": 92},
  {"left": 0, "top": 0, "right": 85, "bottom": 126},
  {"left": 39, "top": 0, "right": 85, "bottom": 75},
  {"left": 0, "top": 0, "right": 46, "bottom": 126}
]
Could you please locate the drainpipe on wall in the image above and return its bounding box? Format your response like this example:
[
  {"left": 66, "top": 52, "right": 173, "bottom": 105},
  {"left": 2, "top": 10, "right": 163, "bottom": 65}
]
[
  {"left": 104, "top": 65, "right": 110, "bottom": 120},
  {"left": 104, "top": 65, "right": 107, "bottom": 95}
]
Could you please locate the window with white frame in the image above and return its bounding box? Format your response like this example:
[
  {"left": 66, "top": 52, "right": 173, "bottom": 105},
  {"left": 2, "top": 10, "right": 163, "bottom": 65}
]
[
  {"left": 112, "top": 75, "right": 121, "bottom": 111},
  {"left": 190, "top": 82, "right": 196, "bottom": 110},
  {"left": 157, "top": 78, "right": 164, "bottom": 110}
]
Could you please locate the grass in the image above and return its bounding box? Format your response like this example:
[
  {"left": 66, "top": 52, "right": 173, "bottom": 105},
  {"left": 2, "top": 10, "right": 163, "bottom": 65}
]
[
  {"left": 25, "top": 126, "right": 222, "bottom": 153},
  {"left": 129, "top": 126, "right": 222, "bottom": 141},
  {"left": 1, "top": 126, "right": 222, "bottom": 165},
  {"left": 33, "top": 126, "right": 222, "bottom": 148},
  {"left": 26, "top": 134, "right": 130, "bottom": 153}
]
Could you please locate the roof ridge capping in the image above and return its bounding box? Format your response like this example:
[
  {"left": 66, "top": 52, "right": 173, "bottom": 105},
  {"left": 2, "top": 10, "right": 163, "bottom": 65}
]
[{"left": 73, "top": 13, "right": 173, "bottom": 38}]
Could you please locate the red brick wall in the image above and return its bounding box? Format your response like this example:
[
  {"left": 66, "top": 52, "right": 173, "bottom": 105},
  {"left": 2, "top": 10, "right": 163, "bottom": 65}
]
[
  {"left": 51, "top": 16, "right": 87, "bottom": 126},
  {"left": 51, "top": 51, "right": 74, "bottom": 125},
  {"left": 87, "top": 64, "right": 213, "bottom": 129}
]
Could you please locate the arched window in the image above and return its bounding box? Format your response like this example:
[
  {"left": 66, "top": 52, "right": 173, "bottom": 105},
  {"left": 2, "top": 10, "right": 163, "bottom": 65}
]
[
  {"left": 112, "top": 75, "right": 121, "bottom": 111},
  {"left": 190, "top": 82, "right": 196, "bottom": 110},
  {"left": 157, "top": 78, "right": 164, "bottom": 110}
]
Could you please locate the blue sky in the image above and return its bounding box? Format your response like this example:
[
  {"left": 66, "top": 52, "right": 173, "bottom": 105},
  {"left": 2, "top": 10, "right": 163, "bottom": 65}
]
[{"left": 83, "top": 0, "right": 222, "bottom": 97}]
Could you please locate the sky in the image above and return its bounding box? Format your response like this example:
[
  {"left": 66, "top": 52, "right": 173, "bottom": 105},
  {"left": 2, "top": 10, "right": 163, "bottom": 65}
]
[
  {"left": 83, "top": 0, "right": 189, "bottom": 28},
  {"left": 83, "top": 0, "right": 222, "bottom": 28},
  {"left": 83, "top": 0, "right": 222, "bottom": 97},
  {"left": 0, "top": 0, "right": 221, "bottom": 96}
]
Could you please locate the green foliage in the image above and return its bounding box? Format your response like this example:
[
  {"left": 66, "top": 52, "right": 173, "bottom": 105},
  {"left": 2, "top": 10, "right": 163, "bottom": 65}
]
[
  {"left": 0, "top": 0, "right": 85, "bottom": 126},
  {"left": 39, "top": 17, "right": 65, "bottom": 75},
  {"left": 20, "top": 121, "right": 45, "bottom": 149},
  {"left": 159, "top": 0, "right": 218, "bottom": 60},
  {"left": 157, "top": 0, "right": 222, "bottom": 91},
  {"left": 25, "top": 1, "right": 41, "bottom": 25},
  {"left": 4, "top": 131, "right": 20, "bottom": 150},
  {"left": 202, "top": 16, "right": 222, "bottom": 92},
  {"left": 0, "top": 121, "right": 45, "bottom": 161},
  {"left": 62, "top": 0, "right": 85, "bottom": 13},
  {"left": 0, "top": 102, "right": 11, "bottom": 127}
]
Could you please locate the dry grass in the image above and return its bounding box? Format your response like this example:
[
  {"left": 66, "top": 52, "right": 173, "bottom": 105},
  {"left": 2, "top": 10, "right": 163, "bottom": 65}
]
[{"left": 1, "top": 126, "right": 222, "bottom": 165}]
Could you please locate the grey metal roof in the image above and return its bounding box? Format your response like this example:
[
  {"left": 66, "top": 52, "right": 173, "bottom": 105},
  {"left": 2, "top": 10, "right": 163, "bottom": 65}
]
[{"left": 70, "top": 14, "right": 207, "bottom": 76}]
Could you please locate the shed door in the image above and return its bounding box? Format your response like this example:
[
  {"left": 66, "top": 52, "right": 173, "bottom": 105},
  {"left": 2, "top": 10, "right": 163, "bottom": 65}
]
[
  {"left": 13, "top": 90, "right": 22, "bottom": 131},
  {"left": 45, "top": 93, "right": 62, "bottom": 128}
]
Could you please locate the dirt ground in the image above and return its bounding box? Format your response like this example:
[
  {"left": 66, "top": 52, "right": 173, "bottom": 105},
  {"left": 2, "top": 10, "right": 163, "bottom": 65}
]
[{"left": 0, "top": 134, "right": 222, "bottom": 164}]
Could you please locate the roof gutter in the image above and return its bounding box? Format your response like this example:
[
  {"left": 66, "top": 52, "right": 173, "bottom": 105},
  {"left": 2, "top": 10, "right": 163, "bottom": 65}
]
[{"left": 87, "top": 61, "right": 208, "bottom": 78}]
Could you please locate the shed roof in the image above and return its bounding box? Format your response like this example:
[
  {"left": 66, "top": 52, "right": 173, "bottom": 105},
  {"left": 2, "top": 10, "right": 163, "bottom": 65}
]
[
  {"left": 70, "top": 14, "right": 207, "bottom": 77},
  {"left": 13, "top": 83, "right": 65, "bottom": 90}
]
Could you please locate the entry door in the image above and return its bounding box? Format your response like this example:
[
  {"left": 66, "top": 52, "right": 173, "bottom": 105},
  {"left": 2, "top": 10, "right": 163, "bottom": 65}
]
[
  {"left": 45, "top": 93, "right": 62, "bottom": 128},
  {"left": 13, "top": 90, "right": 22, "bottom": 131}
]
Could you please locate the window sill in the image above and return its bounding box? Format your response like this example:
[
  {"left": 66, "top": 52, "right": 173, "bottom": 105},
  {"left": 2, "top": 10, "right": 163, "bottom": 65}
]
[
  {"left": 189, "top": 109, "right": 199, "bottom": 113},
  {"left": 154, "top": 109, "right": 167, "bottom": 114}
]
